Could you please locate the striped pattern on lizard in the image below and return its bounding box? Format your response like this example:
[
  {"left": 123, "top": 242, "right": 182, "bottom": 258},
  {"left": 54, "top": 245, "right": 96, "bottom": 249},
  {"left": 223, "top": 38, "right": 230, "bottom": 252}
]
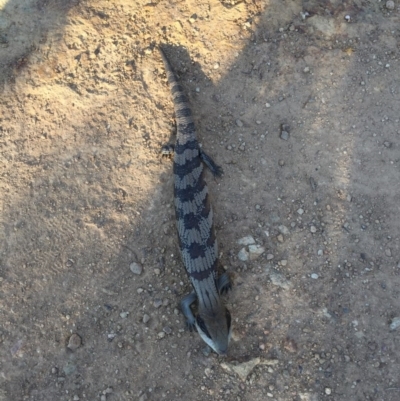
[{"left": 159, "top": 45, "right": 232, "bottom": 355}]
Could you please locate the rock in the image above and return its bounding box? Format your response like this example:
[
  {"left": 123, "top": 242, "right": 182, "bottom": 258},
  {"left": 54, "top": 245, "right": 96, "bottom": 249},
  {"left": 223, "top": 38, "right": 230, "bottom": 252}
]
[
  {"left": 248, "top": 244, "right": 265, "bottom": 260},
  {"left": 280, "top": 130, "right": 289, "bottom": 141},
  {"left": 163, "top": 326, "right": 172, "bottom": 334},
  {"left": 317, "top": 249, "right": 323, "bottom": 256},
  {"left": 268, "top": 268, "right": 292, "bottom": 290},
  {"left": 120, "top": 311, "right": 129, "bottom": 319},
  {"left": 297, "top": 208, "right": 304, "bottom": 215},
  {"left": 143, "top": 314, "right": 150, "bottom": 324},
  {"left": 384, "top": 141, "right": 392, "bottom": 148},
  {"left": 299, "top": 394, "right": 318, "bottom": 401},
  {"left": 220, "top": 358, "right": 278, "bottom": 380},
  {"left": 390, "top": 317, "right": 400, "bottom": 331},
  {"left": 238, "top": 248, "right": 249, "bottom": 261},
  {"left": 310, "top": 226, "right": 317, "bottom": 233},
  {"left": 153, "top": 299, "right": 163, "bottom": 308},
  {"left": 130, "top": 262, "right": 143, "bottom": 275},
  {"left": 278, "top": 225, "right": 290, "bottom": 235},
  {"left": 277, "top": 234, "right": 284, "bottom": 243},
  {"left": 236, "top": 119, "right": 243, "bottom": 127},
  {"left": 311, "top": 273, "right": 319, "bottom": 279},
  {"left": 325, "top": 388, "right": 332, "bottom": 395},
  {"left": 238, "top": 236, "right": 255, "bottom": 245},
  {"left": 385, "top": 249, "right": 392, "bottom": 257},
  {"left": 267, "top": 254, "right": 274, "bottom": 260},
  {"left": 67, "top": 334, "right": 82, "bottom": 351},
  {"left": 386, "top": 1, "right": 395, "bottom": 10}
]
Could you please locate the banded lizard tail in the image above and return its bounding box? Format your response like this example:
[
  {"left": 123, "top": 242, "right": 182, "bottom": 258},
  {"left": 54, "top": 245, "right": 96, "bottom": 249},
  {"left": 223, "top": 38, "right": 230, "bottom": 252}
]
[{"left": 159, "top": 45, "right": 232, "bottom": 355}]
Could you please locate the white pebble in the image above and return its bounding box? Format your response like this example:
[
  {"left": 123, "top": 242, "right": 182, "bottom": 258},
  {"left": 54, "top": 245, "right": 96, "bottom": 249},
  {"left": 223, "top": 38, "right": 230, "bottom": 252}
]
[
  {"left": 238, "top": 236, "right": 256, "bottom": 245},
  {"left": 297, "top": 208, "right": 304, "bottom": 215},
  {"left": 325, "top": 387, "right": 332, "bottom": 395},
  {"left": 390, "top": 317, "right": 400, "bottom": 331},
  {"left": 311, "top": 273, "right": 319, "bottom": 279},
  {"left": 386, "top": 0, "right": 395, "bottom": 10},
  {"left": 130, "top": 262, "right": 143, "bottom": 275},
  {"left": 265, "top": 102, "right": 271, "bottom": 108},
  {"left": 310, "top": 226, "right": 317, "bottom": 233},
  {"left": 238, "top": 248, "right": 249, "bottom": 261},
  {"left": 248, "top": 245, "right": 265, "bottom": 260},
  {"left": 278, "top": 225, "right": 290, "bottom": 235},
  {"left": 120, "top": 312, "right": 129, "bottom": 319}
]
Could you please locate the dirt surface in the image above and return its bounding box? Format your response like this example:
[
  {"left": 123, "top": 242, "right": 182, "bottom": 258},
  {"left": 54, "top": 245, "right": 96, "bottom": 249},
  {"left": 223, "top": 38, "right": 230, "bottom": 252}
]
[{"left": 1, "top": 0, "right": 400, "bottom": 400}]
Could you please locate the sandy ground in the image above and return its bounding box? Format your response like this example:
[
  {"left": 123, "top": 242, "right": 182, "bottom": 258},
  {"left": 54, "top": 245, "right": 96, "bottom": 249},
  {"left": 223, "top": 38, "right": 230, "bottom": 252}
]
[{"left": 1, "top": 0, "right": 400, "bottom": 400}]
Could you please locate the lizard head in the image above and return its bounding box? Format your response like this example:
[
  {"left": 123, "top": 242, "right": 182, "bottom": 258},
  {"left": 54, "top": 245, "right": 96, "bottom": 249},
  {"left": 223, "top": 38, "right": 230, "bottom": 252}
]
[{"left": 195, "top": 305, "right": 232, "bottom": 355}]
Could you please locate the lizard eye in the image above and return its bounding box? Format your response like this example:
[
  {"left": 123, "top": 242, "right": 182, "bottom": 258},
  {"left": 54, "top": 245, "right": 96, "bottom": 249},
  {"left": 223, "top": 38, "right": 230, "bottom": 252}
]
[{"left": 196, "top": 316, "right": 212, "bottom": 339}]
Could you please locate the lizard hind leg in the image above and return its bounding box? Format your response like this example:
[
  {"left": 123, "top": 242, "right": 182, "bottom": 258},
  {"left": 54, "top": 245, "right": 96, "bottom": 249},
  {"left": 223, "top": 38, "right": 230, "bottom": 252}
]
[
  {"left": 180, "top": 292, "right": 197, "bottom": 331},
  {"left": 199, "top": 149, "right": 224, "bottom": 177},
  {"left": 217, "top": 273, "right": 232, "bottom": 295}
]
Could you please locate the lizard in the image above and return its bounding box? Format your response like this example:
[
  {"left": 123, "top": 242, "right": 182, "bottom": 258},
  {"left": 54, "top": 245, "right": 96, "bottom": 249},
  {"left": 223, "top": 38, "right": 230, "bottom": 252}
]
[{"left": 159, "top": 45, "right": 232, "bottom": 355}]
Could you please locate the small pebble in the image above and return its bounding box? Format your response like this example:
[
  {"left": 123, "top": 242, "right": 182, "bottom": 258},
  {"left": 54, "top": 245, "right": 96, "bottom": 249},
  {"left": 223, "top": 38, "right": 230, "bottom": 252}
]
[
  {"left": 325, "top": 387, "right": 332, "bottom": 395},
  {"left": 384, "top": 141, "right": 392, "bottom": 148},
  {"left": 238, "top": 236, "right": 256, "bottom": 245},
  {"left": 303, "top": 66, "right": 310, "bottom": 73},
  {"left": 280, "top": 131, "right": 289, "bottom": 141},
  {"left": 213, "top": 62, "right": 220, "bottom": 69},
  {"left": 297, "top": 208, "right": 304, "bottom": 215},
  {"left": 255, "top": 204, "right": 261, "bottom": 210},
  {"left": 120, "top": 311, "right": 129, "bottom": 319},
  {"left": 310, "top": 226, "right": 317, "bottom": 233},
  {"left": 278, "top": 225, "right": 290, "bottom": 235},
  {"left": 143, "top": 314, "right": 150, "bottom": 324},
  {"left": 265, "top": 102, "right": 271, "bottom": 108},
  {"left": 238, "top": 248, "right": 249, "bottom": 262},
  {"left": 280, "top": 260, "right": 287, "bottom": 266},
  {"left": 236, "top": 119, "right": 243, "bottom": 127},
  {"left": 386, "top": 0, "right": 395, "bottom": 10},
  {"left": 385, "top": 249, "right": 392, "bottom": 257},
  {"left": 317, "top": 249, "right": 323, "bottom": 256},
  {"left": 73, "top": 396, "right": 79, "bottom": 401},
  {"left": 311, "top": 273, "right": 319, "bottom": 279},
  {"left": 153, "top": 299, "right": 163, "bottom": 308},
  {"left": 267, "top": 254, "right": 274, "bottom": 260},
  {"left": 163, "top": 326, "right": 172, "bottom": 334},
  {"left": 390, "top": 317, "right": 400, "bottom": 331},
  {"left": 248, "top": 244, "right": 265, "bottom": 260},
  {"left": 101, "top": 395, "right": 106, "bottom": 401},
  {"left": 67, "top": 333, "right": 82, "bottom": 351},
  {"left": 158, "top": 332, "right": 166, "bottom": 339},
  {"left": 130, "top": 262, "right": 143, "bottom": 275},
  {"left": 195, "top": 87, "right": 200, "bottom": 93},
  {"left": 278, "top": 159, "right": 285, "bottom": 166},
  {"left": 277, "top": 234, "right": 284, "bottom": 243}
]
